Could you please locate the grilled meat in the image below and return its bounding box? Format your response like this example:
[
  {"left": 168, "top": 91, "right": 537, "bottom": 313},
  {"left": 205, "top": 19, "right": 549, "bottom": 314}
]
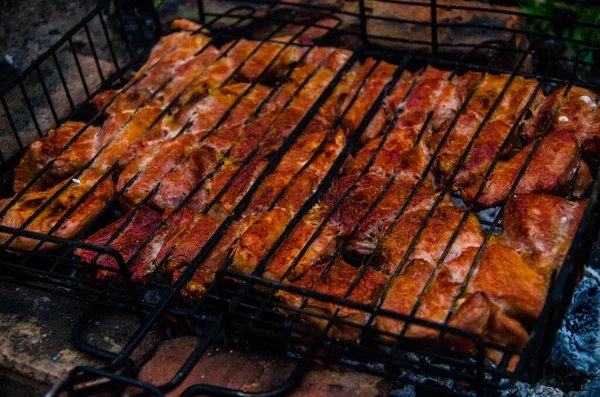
[
  {"left": 10, "top": 18, "right": 595, "bottom": 364},
  {"left": 461, "top": 129, "right": 590, "bottom": 208},
  {"left": 208, "top": 49, "right": 353, "bottom": 218},
  {"left": 435, "top": 73, "right": 510, "bottom": 177},
  {"left": 75, "top": 206, "right": 163, "bottom": 280},
  {"left": 346, "top": 144, "right": 435, "bottom": 254},
  {"left": 502, "top": 193, "right": 585, "bottom": 277},
  {"left": 377, "top": 242, "right": 541, "bottom": 368},
  {"left": 180, "top": 215, "right": 258, "bottom": 298},
  {"left": 343, "top": 127, "right": 418, "bottom": 178},
  {"left": 289, "top": 257, "right": 389, "bottom": 341},
  {"left": 379, "top": 203, "right": 484, "bottom": 275},
  {"left": 13, "top": 122, "right": 102, "bottom": 193},
  {"left": 0, "top": 169, "right": 115, "bottom": 251},
  {"left": 453, "top": 77, "right": 539, "bottom": 189},
  {"left": 521, "top": 86, "right": 598, "bottom": 160},
  {"left": 231, "top": 129, "right": 346, "bottom": 274},
  {"left": 341, "top": 60, "right": 398, "bottom": 132},
  {"left": 263, "top": 206, "right": 339, "bottom": 282}
]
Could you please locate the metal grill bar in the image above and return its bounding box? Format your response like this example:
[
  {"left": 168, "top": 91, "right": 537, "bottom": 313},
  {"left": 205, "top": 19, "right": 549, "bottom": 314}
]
[
  {"left": 68, "top": 37, "right": 91, "bottom": 97},
  {"left": 1, "top": 96, "right": 24, "bottom": 151},
  {"left": 51, "top": 52, "right": 76, "bottom": 111},
  {"left": 98, "top": 13, "right": 122, "bottom": 75},
  {"left": 94, "top": 43, "right": 362, "bottom": 373},
  {"left": 66, "top": 25, "right": 335, "bottom": 301},
  {"left": 35, "top": 67, "right": 60, "bottom": 124},
  {"left": 83, "top": 23, "right": 106, "bottom": 84},
  {"left": 3, "top": 1, "right": 600, "bottom": 395},
  {"left": 0, "top": 7, "right": 258, "bottom": 225},
  {"left": 17, "top": 81, "right": 44, "bottom": 138},
  {"left": 217, "top": 42, "right": 544, "bottom": 390},
  {"left": 61, "top": 17, "right": 321, "bottom": 278},
  {"left": 232, "top": 57, "right": 437, "bottom": 325},
  {"left": 127, "top": 50, "right": 408, "bottom": 396}
]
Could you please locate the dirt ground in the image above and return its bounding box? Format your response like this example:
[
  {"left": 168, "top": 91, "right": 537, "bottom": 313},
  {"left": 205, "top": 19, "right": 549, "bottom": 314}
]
[{"left": 0, "top": 0, "right": 97, "bottom": 86}]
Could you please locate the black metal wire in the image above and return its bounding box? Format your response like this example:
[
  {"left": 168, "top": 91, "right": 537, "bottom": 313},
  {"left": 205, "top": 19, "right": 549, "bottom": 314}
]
[
  {"left": 3, "top": 0, "right": 600, "bottom": 396},
  {"left": 62, "top": 15, "right": 339, "bottom": 288},
  {"left": 61, "top": 27, "right": 360, "bottom": 378}
]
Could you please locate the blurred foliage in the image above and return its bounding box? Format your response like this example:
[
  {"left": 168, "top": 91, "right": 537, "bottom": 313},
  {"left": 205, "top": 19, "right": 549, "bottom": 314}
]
[{"left": 520, "top": 0, "right": 600, "bottom": 64}]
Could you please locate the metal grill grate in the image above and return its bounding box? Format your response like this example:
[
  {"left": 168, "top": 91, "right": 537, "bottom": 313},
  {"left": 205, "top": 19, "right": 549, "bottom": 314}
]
[{"left": 2, "top": 0, "right": 600, "bottom": 396}]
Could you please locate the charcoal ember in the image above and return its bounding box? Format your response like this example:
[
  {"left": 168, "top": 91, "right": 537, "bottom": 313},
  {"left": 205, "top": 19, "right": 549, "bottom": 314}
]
[
  {"left": 389, "top": 385, "right": 416, "bottom": 397},
  {"left": 500, "top": 382, "right": 571, "bottom": 396},
  {"left": 551, "top": 271, "right": 600, "bottom": 375},
  {"left": 577, "top": 375, "right": 600, "bottom": 395}
]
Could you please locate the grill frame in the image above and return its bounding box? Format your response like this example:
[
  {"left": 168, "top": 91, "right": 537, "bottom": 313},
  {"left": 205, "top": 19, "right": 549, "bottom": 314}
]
[{"left": 1, "top": 0, "right": 600, "bottom": 396}]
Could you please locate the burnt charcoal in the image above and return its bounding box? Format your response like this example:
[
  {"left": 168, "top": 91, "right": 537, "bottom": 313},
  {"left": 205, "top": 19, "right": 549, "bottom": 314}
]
[{"left": 551, "top": 271, "right": 600, "bottom": 375}]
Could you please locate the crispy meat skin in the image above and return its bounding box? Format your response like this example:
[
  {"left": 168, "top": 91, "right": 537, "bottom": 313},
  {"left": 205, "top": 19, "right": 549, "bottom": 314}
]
[
  {"left": 302, "top": 258, "right": 389, "bottom": 341},
  {"left": 521, "top": 86, "right": 598, "bottom": 159},
  {"left": 430, "top": 71, "right": 481, "bottom": 134},
  {"left": 393, "top": 67, "right": 449, "bottom": 131},
  {"left": 93, "top": 104, "right": 164, "bottom": 173},
  {"left": 206, "top": 158, "right": 269, "bottom": 220},
  {"left": 118, "top": 136, "right": 192, "bottom": 210},
  {"left": 462, "top": 129, "right": 588, "bottom": 208},
  {"left": 237, "top": 37, "right": 308, "bottom": 83},
  {"left": 360, "top": 71, "right": 416, "bottom": 144},
  {"left": 181, "top": 215, "right": 258, "bottom": 299},
  {"left": 503, "top": 193, "right": 585, "bottom": 277},
  {"left": 275, "top": 262, "right": 327, "bottom": 311},
  {"left": 336, "top": 173, "right": 390, "bottom": 237},
  {"left": 377, "top": 244, "right": 536, "bottom": 367},
  {"left": 183, "top": 49, "right": 336, "bottom": 214},
  {"left": 158, "top": 45, "right": 221, "bottom": 104},
  {"left": 232, "top": 208, "right": 292, "bottom": 275},
  {"left": 347, "top": 144, "right": 434, "bottom": 254},
  {"left": 75, "top": 206, "right": 162, "bottom": 280},
  {"left": 210, "top": 50, "right": 352, "bottom": 218},
  {"left": 135, "top": 34, "right": 210, "bottom": 96},
  {"left": 161, "top": 213, "right": 220, "bottom": 276},
  {"left": 263, "top": 207, "right": 339, "bottom": 282},
  {"left": 341, "top": 60, "right": 397, "bottom": 132},
  {"left": 436, "top": 73, "right": 510, "bottom": 177},
  {"left": 118, "top": 208, "right": 219, "bottom": 283},
  {"left": 90, "top": 30, "right": 210, "bottom": 111},
  {"left": 169, "top": 83, "right": 251, "bottom": 137},
  {"left": 233, "top": 129, "right": 346, "bottom": 274},
  {"left": 133, "top": 31, "right": 210, "bottom": 81},
  {"left": 0, "top": 169, "right": 115, "bottom": 251},
  {"left": 247, "top": 129, "right": 345, "bottom": 216},
  {"left": 120, "top": 40, "right": 276, "bottom": 167},
  {"left": 276, "top": 258, "right": 388, "bottom": 341},
  {"left": 453, "top": 244, "right": 547, "bottom": 322},
  {"left": 13, "top": 122, "right": 102, "bottom": 193},
  {"left": 135, "top": 84, "right": 272, "bottom": 212},
  {"left": 454, "top": 77, "right": 538, "bottom": 189},
  {"left": 348, "top": 178, "right": 438, "bottom": 255},
  {"left": 128, "top": 209, "right": 194, "bottom": 282},
  {"left": 343, "top": 127, "right": 417, "bottom": 177},
  {"left": 150, "top": 144, "right": 222, "bottom": 211},
  {"left": 256, "top": 48, "right": 353, "bottom": 157},
  {"left": 379, "top": 204, "right": 484, "bottom": 275}
]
